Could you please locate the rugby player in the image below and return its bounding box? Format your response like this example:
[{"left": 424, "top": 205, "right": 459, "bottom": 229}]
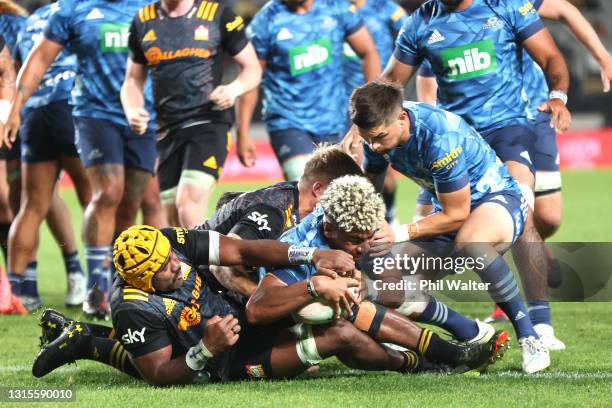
[
  {"left": 4, "top": 0, "right": 160, "bottom": 319},
  {"left": 33, "top": 223, "right": 505, "bottom": 383},
  {"left": 342, "top": 0, "right": 407, "bottom": 224},
  {"left": 122, "top": 0, "right": 262, "bottom": 228},
  {"left": 413, "top": 0, "right": 611, "bottom": 345},
  {"left": 199, "top": 145, "right": 363, "bottom": 296},
  {"left": 0, "top": 29, "right": 23, "bottom": 314},
  {"left": 4, "top": 2, "right": 92, "bottom": 311},
  {"left": 340, "top": 0, "right": 572, "bottom": 356},
  {"left": 350, "top": 81, "right": 549, "bottom": 373},
  {"left": 240, "top": 0, "right": 380, "bottom": 181},
  {"left": 247, "top": 175, "right": 508, "bottom": 374}
]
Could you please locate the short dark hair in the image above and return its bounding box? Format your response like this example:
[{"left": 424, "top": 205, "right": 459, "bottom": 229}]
[
  {"left": 215, "top": 191, "right": 243, "bottom": 210},
  {"left": 302, "top": 145, "right": 363, "bottom": 186},
  {"left": 350, "top": 80, "right": 404, "bottom": 129}
]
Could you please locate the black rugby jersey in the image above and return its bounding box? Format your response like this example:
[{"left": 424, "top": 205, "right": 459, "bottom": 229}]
[
  {"left": 128, "top": 1, "right": 249, "bottom": 135},
  {"left": 111, "top": 227, "right": 238, "bottom": 367},
  {"left": 201, "top": 182, "right": 300, "bottom": 240}
]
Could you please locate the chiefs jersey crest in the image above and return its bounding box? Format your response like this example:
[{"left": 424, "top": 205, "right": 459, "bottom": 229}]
[{"left": 194, "top": 25, "right": 209, "bottom": 41}]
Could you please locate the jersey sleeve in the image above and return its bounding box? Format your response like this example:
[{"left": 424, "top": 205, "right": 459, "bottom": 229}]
[
  {"left": 220, "top": 6, "right": 249, "bottom": 57},
  {"left": 339, "top": 2, "right": 364, "bottom": 37},
  {"left": 114, "top": 307, "right": 170, "bottom": 358},
  {"left": 392, "top": 13, "right": 422, "bottom": 66},
  {"left": 229, "top": 204, "right": 286, "bottom": 240},
  {"left": 386, "top": 2, "right": 407, "bottom": 34},
  {"left": 417, "top": 59, "right": 435, "bottom": 77},
  {"left": 362, "top": 143, "right": 390, "bottom": 174},
  {"left": 43, "top": 0, "right": 73, "bottom": 46},
  {"left": 270, "top": 264, "right": 314, "bottom": 285},
  {"left": 128, "top": 17, "right": 147, "bottom": 65},
  {"left": 245, "top": 12, "right": 269, "bottom": 60},
  {"left": 425, "top": 116, "right": 469, "bottom": 194},
  {"left": 504, "top": 0, "right": 545, "bottom": 43},
  {"left": 162, "top": 228, "right": 211, "bottom": 266}
]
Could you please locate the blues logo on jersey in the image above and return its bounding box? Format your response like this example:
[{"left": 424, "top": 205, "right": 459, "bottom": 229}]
[{"left": 247, "top": 0, "right": 363, "bottom": 135}]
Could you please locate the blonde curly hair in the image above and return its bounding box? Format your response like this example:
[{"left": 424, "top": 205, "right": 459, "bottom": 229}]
[{"left": 320, "top": 175, "right": 385, "bottom": 232}]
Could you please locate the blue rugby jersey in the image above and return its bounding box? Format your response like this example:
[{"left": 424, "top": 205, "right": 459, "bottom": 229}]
[
  {"left": 363, "top": 102, "right": 521, "bottom": 208},
  {"left": 394, "top": 0, "right": 544, "bottom": 132},
  {"left": 342, "top": 0, "right": 406, "bottom": 93},
  {"left": 247, "top": 0, "right": 363, "bottom": 135},
  {"left": 270, "top": 208, "right": 329, "bottom": 285},
  {"left": 0, "top": 12, "right": 25, "bottom": 51},
  {"left": 14, "top": 4, "right": 76, "bottom": 116},
  {"left": 44, "top": 0, "right": 155, "bottom": 127}
]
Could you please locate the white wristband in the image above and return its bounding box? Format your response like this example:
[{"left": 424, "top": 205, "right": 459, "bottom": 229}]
[
  {"left": 288, "top": 245, "right": 316, "bottom": 265},
  {"left": 548, "top": 90, "right": 568, "bottom": 105},
  {"left": 226, "top": 79, "right": 245, "bottom": 100},
  {"left": 0, "top": 100, "right": 11, "bottom": 124},
  {"left": 392, "top": 224, "right": 410, "bottom": 243},
  {"left": 185, "top": 339, "right": 214, "bottom": 372}
]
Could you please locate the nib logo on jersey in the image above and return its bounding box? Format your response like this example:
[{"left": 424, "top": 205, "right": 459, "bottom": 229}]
[
  {"left": 289, "top": 38, "right": 332, "bottom": 75},
  {"left": 440, "top": 39, "right": 497, "bottom": 81},
  {"left": 100, "top": 23, "right": 129, "bottom": 52}
]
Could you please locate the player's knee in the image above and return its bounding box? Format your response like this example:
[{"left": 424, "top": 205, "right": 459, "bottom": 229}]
[
  {"left": 325, "top": 319, "right": 359, "bottom": 350},
  {"left": 91, "top": 187, "right": 123, "bottom": 209},
  {"left": 534, "top": 209, "right": 562, "bottom": 239}
]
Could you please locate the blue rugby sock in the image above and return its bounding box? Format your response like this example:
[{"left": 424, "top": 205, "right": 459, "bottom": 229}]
[
  {"left": 478, "top": 256, "right": 537, "bottom": 339},
  {"left": 86, "top": 245, "right": 111, "bottom": 292},
  {"left": 63, "top": 251, "right": 84, "bottom": 276},
  {"left": 7, "top": 272, "right": 24, "bottom": 296},
  {"left": 415, "top": 296, "right": 479, "bottom": 341},
  {"left": 528, "top": 300, "right": 551, "bottom": 326},
  {"left": 21, "top": 261, "right": 39, "bottom": 298}
]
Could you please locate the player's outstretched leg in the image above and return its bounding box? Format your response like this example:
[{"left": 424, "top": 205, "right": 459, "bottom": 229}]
[{"left": 33, "top": 322, "right": 140, "bottom": 379}]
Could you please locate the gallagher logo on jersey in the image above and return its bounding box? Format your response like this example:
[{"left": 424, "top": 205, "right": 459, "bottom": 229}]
[{"left": 440, "top": 39, "right": 497, "bottom": 81}]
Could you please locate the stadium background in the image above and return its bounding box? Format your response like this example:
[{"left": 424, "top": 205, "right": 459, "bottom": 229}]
[{"left": 2, "top": 0, "right": 611, "bottom": 406}]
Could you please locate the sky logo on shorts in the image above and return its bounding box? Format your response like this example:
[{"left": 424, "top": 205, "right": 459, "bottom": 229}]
[
  {"left": 289, "top": 37, "right": 332, "bottom": 75},
  {"left": 100, "top": 23, "right": 129, "bottom": 52},
  {"left": 440, "top": 39, "right": 497, "bottom": 81}
]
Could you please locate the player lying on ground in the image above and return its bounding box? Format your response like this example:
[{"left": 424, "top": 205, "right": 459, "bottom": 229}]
[
  {"left": 350, "top": 81, "right": 549, "bottom": 374},
  {"left": 197, "top": 145, "right": 363, "bottom": 297},
  {"left": 33, "top": 222, "right": 506, "bottom": 385},
  {"left": 246, "top": 175, "right": 508, "bottom": 375},
  {"left": 32, "top": 224, "right": 351, "bottom": 383}
]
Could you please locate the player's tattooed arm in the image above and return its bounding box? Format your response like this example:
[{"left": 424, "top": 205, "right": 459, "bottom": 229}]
[{"left": 0, "top": 46, "right": 16, "bottom": 101}]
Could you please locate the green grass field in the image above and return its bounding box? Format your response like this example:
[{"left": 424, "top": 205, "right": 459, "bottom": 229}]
[{"left": 1, "top": 169, "right": 611, "bottom": 407}]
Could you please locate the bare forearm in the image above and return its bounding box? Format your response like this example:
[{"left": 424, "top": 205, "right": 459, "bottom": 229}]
[
  {"left": 237, "top": 240, "right": 293, "bottom": 267},
  {"left": 210, "top": 265, "right": 257, "bottom": 297},
  {"left": 145, "top": 355, "right": 197, "bottom": 386},
  {"left": 362, "top": 50, "right": 381, "bottom": 82},
  {"left": 246, "top": 280, "right": 312, "bottom": 324},
  {"left": 404, "top": 211, "right": 466, "bottom": 240},
  {"left": 236, "top": 87, "right": 258, "bottom": 137},
  {"left": 544, "top": 1, "right": 611, "bottom": 66},
  {"left": 120, "top": 79, "right": 146, "bottom": 112},
  {"left": 542, "top": 53, "right": 569, "bottom": 93}
]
